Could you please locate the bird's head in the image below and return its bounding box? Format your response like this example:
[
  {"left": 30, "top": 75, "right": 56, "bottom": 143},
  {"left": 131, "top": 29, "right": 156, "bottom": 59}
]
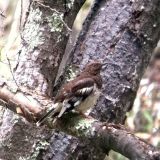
[{"left": 84, "top": 60, "right": 102, "bottom": 75}]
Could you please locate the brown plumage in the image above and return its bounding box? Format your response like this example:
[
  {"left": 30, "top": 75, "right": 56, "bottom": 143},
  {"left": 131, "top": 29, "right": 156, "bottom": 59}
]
[{"left": 36, "top": 60, "right": 102, "bottom": 126}]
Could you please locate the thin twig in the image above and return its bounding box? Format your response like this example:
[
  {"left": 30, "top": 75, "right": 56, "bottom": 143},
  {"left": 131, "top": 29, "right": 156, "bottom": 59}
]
[
  {"left": 19, "top": 0, "right": 23, "bottom": 32},
  {"left": 33, "top": 0, "right": 72, "bottom": 32}
]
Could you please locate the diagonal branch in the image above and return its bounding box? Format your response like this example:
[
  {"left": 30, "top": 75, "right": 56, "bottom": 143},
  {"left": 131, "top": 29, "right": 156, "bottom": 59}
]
[
  {"left": 0, "top": 86, "right": 159, "bottom": 159},
  {"left": 0, "top": 86, "right": 42, "bottom": 122},
  {"left": 55, "top": 113, "right": 160, "bottom": 160}
]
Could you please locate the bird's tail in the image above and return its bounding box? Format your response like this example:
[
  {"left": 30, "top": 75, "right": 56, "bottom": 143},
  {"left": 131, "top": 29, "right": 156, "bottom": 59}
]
[{"left": 36, "top": 103, "right": 60, "bottom": 126}]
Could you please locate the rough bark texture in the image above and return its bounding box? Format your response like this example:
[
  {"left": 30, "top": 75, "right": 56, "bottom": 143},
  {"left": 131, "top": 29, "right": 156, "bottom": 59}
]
[
  {"left": 0, "top": 0, "right": 160, "bottom": 160},
  {"left": 70, "top": 0, "right": 160, "bottom": 124},
  {"left": 0, "top": 87, "right": 160, "bottom": 160},
  {"left": 0, "top": 1, "right": 98, "bottom": 160},
  {"left": 55, "top": 113, "right": 160, "bottom": 160},
  {"left": 0, "top": 111, "right": 51, "bottom": 160},
  {"left": 14, "top": 0, "right": 85, "bottom": 97}
]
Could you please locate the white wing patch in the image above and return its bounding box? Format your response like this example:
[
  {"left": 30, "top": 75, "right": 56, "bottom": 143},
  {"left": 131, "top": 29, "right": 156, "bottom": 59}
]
[
  {"left": 57, "top": 86, "right": 95, "bottom": 118},
  {"left": 74, "top": 99, "right": 82, "bottom": 106},
  {"left": 77, "top": 86, "right": 94, "bottom": 95},
  {"left": 75, "top": 85, "right": 100, "bottom": 113}
]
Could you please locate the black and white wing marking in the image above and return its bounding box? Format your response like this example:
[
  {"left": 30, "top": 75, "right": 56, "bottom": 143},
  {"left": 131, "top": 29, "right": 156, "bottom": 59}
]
[
  {"left": 57, "top": 78, "right": 95, "bottom": 117},
  {"left": 36, "top": 78, "right": 95, "bottom": 125},
  {"left": 71, "top": 77, "right": 95, "bottom": 106}
]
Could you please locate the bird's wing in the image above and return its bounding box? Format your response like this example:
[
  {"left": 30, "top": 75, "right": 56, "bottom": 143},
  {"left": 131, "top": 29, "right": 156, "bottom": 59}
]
[
  {"left": 57, "top": 78, "right": 95, "bottom": 118},
  {"left": 68, "top": 77, "right": 95, "bottom": 104},
  {"left": 55, "top": 77, "right": 95, "bottom": 101},
  {"left": 71, "top": 78, "right": 95, "bottom": 94}
]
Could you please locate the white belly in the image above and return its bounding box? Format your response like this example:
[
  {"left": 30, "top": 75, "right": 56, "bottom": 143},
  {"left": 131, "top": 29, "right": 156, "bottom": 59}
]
[{"left": 75, "top": 86, "right": 100, "bottom": 113}]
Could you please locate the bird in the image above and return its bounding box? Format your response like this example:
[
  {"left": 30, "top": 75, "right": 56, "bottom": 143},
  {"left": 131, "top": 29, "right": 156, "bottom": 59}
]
[{"left": 36, "top": 60, "right": 102, "bottom": 126}]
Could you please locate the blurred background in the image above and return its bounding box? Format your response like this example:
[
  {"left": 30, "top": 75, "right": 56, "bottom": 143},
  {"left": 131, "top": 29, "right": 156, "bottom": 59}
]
[{"left": 0, "top": 0, "right": 159, "bottom": 159}]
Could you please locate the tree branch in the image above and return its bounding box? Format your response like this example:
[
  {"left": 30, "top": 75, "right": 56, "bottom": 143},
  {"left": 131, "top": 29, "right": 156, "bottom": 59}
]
[
  {"left": 56, "top": 113, "right": 160, "bottom": 160},
  {"left": 0, "top": 86, "right": 159, "bottom": 159},
  {"left": 0, "top": 86, "right": 42, "bottom": 122}
]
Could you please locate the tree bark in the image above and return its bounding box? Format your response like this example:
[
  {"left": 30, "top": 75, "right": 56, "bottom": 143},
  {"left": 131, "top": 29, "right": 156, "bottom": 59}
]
[
  {"left": 0, "top": 90, "right": 160, "bottom": 159},
  {"left": 14, "top": 0, "right": 85, "bottom": 97},
  {"left": 0, "top": 0, "right": 160, "bottom": 160},
  {"left": 70, "top": 0, "right": 160, "bottom": 124},
  {"left": 56, "top": 113, "right": 160, "bottom": 160},
  {"left": 1, "top": 1, "right": 100, "bottom": 160}
]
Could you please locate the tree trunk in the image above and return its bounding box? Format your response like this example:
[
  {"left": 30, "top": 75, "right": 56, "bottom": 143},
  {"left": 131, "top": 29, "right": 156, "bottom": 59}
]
[
  {"left": 1, "top": 1, "right": 103, "bottom": 160},
  {"left": 71, "top": 0, "right": 160, "bottom": 124},
  {"left": 0, "top": 0, "right": 160, "bottom": 160}
]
